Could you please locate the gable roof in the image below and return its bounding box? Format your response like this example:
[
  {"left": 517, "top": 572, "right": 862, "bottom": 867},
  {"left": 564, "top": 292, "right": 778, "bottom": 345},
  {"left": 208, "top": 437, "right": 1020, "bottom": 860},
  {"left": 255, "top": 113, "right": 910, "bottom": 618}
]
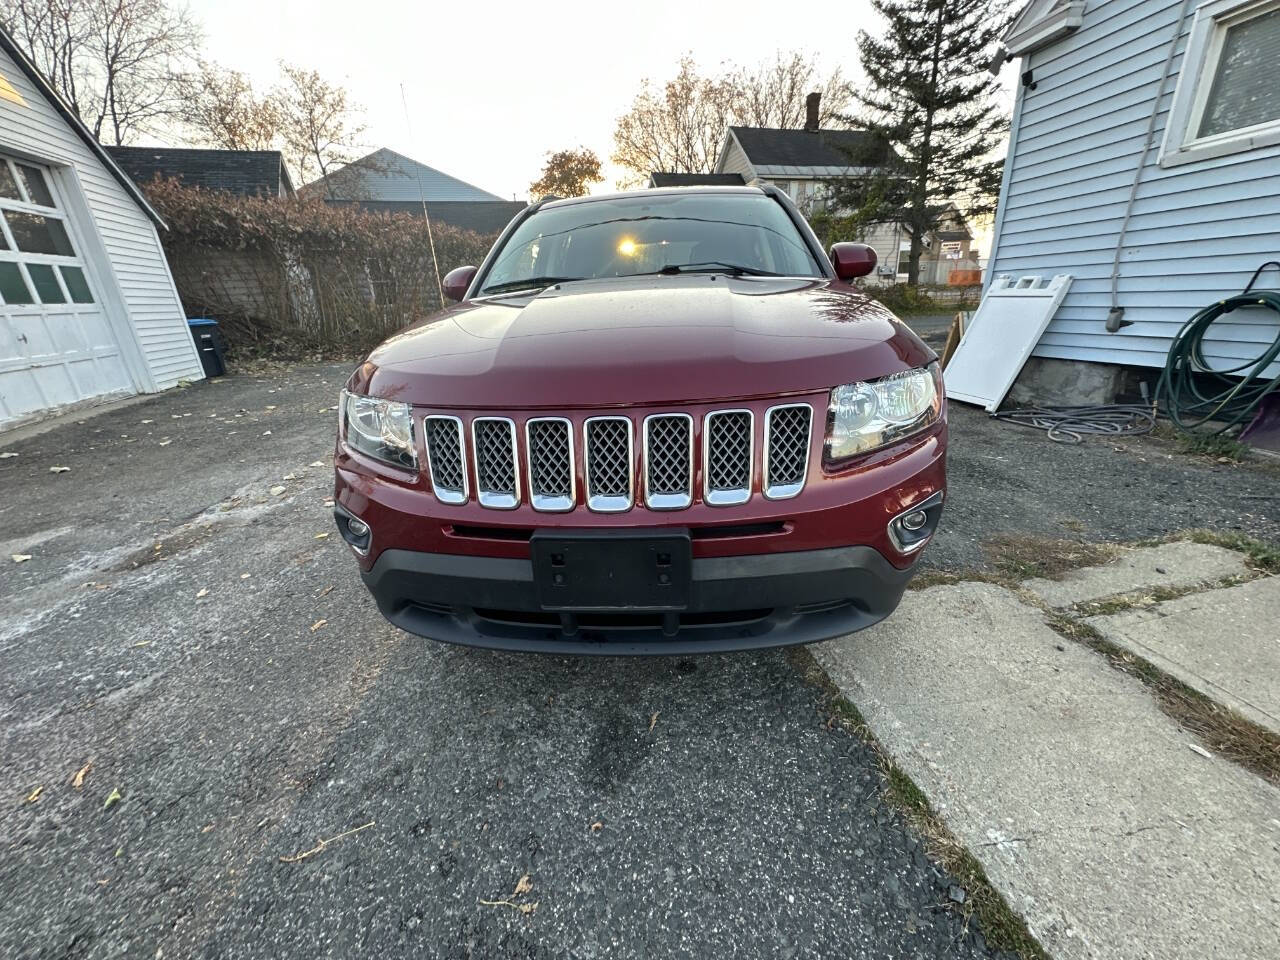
[
  {"left": 303, "top": 147, "right": 504, "bottom": 202},
  {"left": 1003, "top": 0, "right": 1085, "bottom": 56},
  {"left": 648, "top": 172, "right": 746, "bottom": 187},
  {"left": 105, "top": 146, "right": 295, "bottom": 197},
  {"left": 0, "top": 24, "right": 166, "bottom": 228},
  {"left": 728, "top": 126, "right": 891, "bottom": 170}
]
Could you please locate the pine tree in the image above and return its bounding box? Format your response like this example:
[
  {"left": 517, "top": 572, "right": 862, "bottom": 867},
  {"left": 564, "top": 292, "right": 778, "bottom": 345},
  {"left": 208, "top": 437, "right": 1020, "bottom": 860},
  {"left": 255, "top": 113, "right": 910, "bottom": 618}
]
[{"left": 830, "top": 0, "right": 1012, "bottom": 285}]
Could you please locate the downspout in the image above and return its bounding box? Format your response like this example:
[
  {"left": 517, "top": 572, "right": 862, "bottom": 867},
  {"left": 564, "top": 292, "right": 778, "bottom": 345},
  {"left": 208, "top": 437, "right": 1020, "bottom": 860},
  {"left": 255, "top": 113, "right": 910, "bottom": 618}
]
[{"left": 1105, "top": 0, "right": 1198, "bottom": 332}]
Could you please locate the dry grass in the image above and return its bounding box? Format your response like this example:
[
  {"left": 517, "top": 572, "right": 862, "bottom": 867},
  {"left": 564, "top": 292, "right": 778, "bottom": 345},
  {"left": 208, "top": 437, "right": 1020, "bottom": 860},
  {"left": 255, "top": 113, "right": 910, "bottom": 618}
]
[
  {"left": 981, "top": 534, "right": 1119, "bottom": 580},
  {"left": 1044, "top": 614, "right": 1280, "bottom": 787},
  {"left": 787, "top": 647, "right": 1050, "bottom": 960}
]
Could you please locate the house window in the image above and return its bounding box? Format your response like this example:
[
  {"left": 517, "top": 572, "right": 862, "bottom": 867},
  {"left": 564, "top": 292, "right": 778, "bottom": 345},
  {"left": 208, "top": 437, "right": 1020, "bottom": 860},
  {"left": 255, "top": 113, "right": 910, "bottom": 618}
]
[
  {"left": 1161, "top": 0, "right": 1280, "bottom": 166},
  {"left": 0, "top": 155, "right": 95, "bottom": 307}
]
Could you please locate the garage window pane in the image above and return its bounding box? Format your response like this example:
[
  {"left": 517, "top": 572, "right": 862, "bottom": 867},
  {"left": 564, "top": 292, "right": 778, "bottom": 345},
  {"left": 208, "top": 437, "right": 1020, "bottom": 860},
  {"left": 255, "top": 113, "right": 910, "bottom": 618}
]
[
  {"left": 27, "top": 263, "right": 66, "bottom": 304},
  {"left": 0, "top": 261, "right": 34, "bottom": 304},
  {"left": 1199, "top": 7, "right": 1280, "bottom": 138},
  {"left": 15, "top": 164, "right": 55, "bottom": 207},
  {"left": 0, "top": 163, "right": 19, "bottom": 201},
  {"left": 3, "top": 212, "right": 74, "bottom": 256},
  {"left": 59, "top": 265, "right": 94, "bottom": 303}
]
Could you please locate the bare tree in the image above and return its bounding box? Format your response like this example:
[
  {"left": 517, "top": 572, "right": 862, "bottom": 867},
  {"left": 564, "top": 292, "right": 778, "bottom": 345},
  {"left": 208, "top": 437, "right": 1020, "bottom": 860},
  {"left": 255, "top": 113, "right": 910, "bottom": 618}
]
[
  {"left": 273, "top": 63, "right": 367, "bottom": 190},
  {"left": 180, "top": 61, "right": 280, "bottom": 150},
  {"left": 529, "top": 147, "right": 603, "bottom": 200},
  {"left": 610, "top": 53, "right": 852, "bottom": 185},
  {"left": 1, "top": 0, "right": 201, "bottom": 144},
  {"left": 731, "top": 52, "right": 852, "bottom": 129}
]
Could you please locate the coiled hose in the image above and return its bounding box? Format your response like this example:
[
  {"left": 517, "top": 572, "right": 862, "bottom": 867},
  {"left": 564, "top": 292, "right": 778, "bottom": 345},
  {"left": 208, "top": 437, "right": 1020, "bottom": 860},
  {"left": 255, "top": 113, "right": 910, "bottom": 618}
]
[
  {"left": 1154, "top": 262, "right": 1280, "bottom": 435},
  {"left": 991, "top": 404, "right": 1156, "bottom": 443}
]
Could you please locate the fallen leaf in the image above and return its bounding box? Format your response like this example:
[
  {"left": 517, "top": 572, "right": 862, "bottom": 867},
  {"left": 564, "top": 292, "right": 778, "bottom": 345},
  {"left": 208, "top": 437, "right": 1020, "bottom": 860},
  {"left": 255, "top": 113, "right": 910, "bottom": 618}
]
[
  {"left": 314, "top": 532, "right": 329, "bottom": 540},
  {"left": 317, "top": 585, "right": 334, "bottom": 597},
  {"left": 140, "top": 419, "right": 154, "bottom": 424},
  {"left": 133, "top": 640, "right": 152, "bottom": 648},
  {"left": 196, "top": 587, "right": 209, "bottom": 599},
  {"left": 1188, "top": 743, "right": 1213, "bottom": 759},
  {"left": 12, "top": 554, "right": 32, "bottom": 563},
  {"left": 282, "top": 473, "right": 297, "bottom": 480},
  {"left": 170, "top": 414, "right": 182, "bottom": 419},
  {"left": 0, "top": 451, "right": 18, "bottom": 458},
  {"left": 513, "top": 874, "right": 533, "bottom": 897},
  {"left": 49, "top": 466, "right": 71, "bottom": 473},
  {"left": 158, "top": 440, "right": 172, "bottom": 447},
  {"left": 310, "top": 619, "right": 327, "bottom": 632},
  {"left": 269, "top": 485, "right": 286, "bottom": 496},
  {"left": 648, "top": 711, "right": 659, "bottom": 733},
  {"left": 104, "top": 787, "right": 122, "bottom": 809},
  {"left": 201, "top": 823, "right": 216, "bottom": 833},
  {"left": 590, "top": 821, "right": 603, "bottom": 833},
  {"left": 26, "top": 786, "right": 43, "bottom": 804},
  {"left": 72, "top": 762, "right": 92, "bottom": 789},
  {"left": 240, "top": 573, "right": 251, "bottom": 580},
  {"left": 309, "top": 460, "right": 326, "bottom": 467},
  {"left": 262, "top": 430, "right": 272, "bottom": 437},
  {"left": 266, "top": 405, "right": 277, "bottom": 410}
]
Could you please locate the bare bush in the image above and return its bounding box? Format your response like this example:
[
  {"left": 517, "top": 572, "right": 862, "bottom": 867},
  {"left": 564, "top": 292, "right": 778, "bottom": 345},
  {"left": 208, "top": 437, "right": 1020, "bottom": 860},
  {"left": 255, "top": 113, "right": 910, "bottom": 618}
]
[{"left": 142, "top": 179, "right": 495, "bottom": 357}]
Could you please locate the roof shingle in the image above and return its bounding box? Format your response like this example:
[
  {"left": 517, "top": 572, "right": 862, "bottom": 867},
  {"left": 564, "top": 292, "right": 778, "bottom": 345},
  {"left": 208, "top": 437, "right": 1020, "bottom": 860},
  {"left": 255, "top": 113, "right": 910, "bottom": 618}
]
[
  {"left": 729, "top": 126, "right": 890, "bottom": 168},
  {"left": 105, "top": 146, "right": 293, "bottom": 197}
]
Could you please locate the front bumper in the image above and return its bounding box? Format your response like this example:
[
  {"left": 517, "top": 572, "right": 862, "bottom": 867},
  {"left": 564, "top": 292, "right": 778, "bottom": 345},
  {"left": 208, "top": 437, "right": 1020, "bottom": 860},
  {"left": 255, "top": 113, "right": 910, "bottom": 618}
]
[{"left": 359, "top": 542, "right": 916, "bottom": 655}]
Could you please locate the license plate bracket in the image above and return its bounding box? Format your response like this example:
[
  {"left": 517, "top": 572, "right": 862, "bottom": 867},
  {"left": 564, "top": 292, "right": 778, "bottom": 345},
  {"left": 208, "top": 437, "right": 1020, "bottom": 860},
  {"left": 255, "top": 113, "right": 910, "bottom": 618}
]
[{"left": 531, "top": 529, "right": 692, "bottom": 611}]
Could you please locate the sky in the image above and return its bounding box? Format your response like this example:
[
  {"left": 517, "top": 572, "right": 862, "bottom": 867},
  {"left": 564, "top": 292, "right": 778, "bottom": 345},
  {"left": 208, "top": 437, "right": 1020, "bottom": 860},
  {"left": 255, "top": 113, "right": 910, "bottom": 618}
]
[{"left": 186, "top": 0, "right": 891, "bottom": 199}]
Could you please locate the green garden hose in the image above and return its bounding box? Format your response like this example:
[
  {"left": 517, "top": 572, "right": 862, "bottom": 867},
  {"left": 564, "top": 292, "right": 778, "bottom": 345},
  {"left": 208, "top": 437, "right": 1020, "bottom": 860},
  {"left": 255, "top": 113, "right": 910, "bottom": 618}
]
[{"left": 1155, "top": 262, "right": 1280, "bottom": 435}]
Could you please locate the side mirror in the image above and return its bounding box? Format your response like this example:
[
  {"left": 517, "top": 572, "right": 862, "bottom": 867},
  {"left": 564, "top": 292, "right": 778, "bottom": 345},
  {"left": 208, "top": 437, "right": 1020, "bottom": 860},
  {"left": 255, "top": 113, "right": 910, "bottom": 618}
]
[
  {"left": 830, "top": 243, "right": 877, "bottom": 280},
  {"left": 442, "top": 265, "right": 477, "bottom": 302}
]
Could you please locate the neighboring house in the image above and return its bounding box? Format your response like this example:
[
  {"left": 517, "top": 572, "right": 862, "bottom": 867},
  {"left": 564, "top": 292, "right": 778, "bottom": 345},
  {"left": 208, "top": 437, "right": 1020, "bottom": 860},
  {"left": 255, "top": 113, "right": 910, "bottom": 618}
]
[
  {"left": 104, "top": 146, "right": 295, "bottom": 197},
  {"left": 307, "top": 147, "right": 525, "bottom": 234},
  {"left": 712, "top": 94, "right": 978, "bottom": 284},
  {"left": 647, "top": 172, "right": 746, "bottom": 188},
  {"left": 987, "top": 0, "right": 1280, "bottom": 396},
  {"left": 0, "top": 26, "right": 202, "bottom": 432}
]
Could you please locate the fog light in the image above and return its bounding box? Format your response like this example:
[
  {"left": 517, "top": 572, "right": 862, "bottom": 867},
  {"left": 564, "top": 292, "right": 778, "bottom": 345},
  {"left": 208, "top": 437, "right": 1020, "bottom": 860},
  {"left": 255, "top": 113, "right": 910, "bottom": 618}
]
[
  {"left": 901, "top": 510, "right": 927, "bottom": 531},
  {"left": 347, "top": 517, "right": 370, "bottom": 538}
]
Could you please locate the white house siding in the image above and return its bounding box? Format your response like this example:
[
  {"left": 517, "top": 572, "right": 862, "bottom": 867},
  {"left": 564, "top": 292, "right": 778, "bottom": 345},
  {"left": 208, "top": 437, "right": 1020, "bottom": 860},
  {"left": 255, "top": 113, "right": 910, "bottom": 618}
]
[
  {"left": 718, "top": 137, "right": 756, "bottom": 181},
  {"left": 989, "top": 0, "right": 1280, "bottom": 373},
  {"left": 0, "top": 44, "right": 202, "bottom": 394}
]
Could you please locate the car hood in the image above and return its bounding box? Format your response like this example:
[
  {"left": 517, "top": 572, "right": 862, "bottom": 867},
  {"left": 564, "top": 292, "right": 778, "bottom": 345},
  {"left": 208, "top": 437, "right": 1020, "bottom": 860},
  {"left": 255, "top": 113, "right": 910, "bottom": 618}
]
[{"left": 349, "top": 275, "right": 934, "bottom": 408}]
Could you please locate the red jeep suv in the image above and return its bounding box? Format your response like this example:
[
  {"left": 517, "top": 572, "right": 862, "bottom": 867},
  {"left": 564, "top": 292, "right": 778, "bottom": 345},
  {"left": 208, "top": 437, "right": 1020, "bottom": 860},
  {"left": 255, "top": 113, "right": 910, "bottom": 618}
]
[{"left": 334, "top": 187, "right": 946, "bottom": 654}]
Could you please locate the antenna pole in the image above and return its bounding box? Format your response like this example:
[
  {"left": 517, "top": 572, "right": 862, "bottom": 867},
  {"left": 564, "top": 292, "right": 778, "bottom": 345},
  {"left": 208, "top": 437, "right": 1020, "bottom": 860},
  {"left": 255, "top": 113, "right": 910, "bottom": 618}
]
[{"left": 400, "top": 83, "right": 445, "bottom": 304}]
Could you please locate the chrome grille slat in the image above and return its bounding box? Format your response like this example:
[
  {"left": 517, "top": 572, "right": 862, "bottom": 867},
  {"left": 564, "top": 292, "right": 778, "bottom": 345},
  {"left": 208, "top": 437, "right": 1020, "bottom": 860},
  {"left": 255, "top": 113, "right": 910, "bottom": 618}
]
[
  {"left": 472, "top": 417, "right": 519, "bottom": 509},
  {"left": 526, "top": 417, "right": 574, "bottom": 512},
  {"left": 643, "top": 414, "right": 693, "bottom": 510},
  {"left": 584, "top": 416, "right": 633, "bottom": 512},
  {"left": 763, "top": 403, "right": 812, "bottom": 500},
  {"left": 423, "top": 415, "right": 467, "bottom": 505},
  {"left": 703, "top": 410, "right": 753, "bottom": 506}
]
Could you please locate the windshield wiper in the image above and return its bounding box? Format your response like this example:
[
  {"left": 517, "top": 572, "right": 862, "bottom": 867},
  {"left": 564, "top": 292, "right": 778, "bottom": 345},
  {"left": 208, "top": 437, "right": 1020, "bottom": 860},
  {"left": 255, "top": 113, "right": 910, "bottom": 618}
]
[
  {"left": 653, "top": 261, "right": 780, "bottom": 277},
  {"left": 480, "top": 276, "right": 581, "bottom": 295}
]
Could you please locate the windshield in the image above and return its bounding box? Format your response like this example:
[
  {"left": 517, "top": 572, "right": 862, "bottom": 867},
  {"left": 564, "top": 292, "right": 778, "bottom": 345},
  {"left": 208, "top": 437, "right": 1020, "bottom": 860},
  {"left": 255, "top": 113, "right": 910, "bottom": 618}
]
[{"left": 477, "top": 192, "right": 823, "bottom": 294}]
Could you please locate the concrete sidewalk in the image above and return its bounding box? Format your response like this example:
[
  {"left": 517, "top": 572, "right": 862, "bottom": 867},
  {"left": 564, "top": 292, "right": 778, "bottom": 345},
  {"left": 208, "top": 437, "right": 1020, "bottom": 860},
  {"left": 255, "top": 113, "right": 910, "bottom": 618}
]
[{"left": 815, "top": 544, "right": 1280, "bottom": 960}]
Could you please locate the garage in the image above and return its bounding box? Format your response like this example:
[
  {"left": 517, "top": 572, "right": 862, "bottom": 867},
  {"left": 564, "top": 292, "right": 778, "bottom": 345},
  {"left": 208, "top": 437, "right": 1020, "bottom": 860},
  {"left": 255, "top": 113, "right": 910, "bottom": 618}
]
[{"left": 0, "top": 27, "right": 203, "bottom": 432}]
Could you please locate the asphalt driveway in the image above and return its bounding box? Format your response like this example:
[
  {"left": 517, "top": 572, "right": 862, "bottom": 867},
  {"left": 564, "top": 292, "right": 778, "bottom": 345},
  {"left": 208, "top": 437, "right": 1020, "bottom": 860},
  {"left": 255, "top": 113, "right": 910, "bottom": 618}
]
[{"left": 2, "top": 365, "right": 1275, "bottom": 958}]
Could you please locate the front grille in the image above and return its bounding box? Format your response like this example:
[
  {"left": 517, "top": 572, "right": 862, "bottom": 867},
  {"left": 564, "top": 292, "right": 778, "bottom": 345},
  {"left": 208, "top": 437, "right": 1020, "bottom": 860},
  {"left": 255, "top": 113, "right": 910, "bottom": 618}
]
[
  {"left": 644, "top": 414, "right": 693, "bottom": 510},
  {"left": 703, "top": 410, "right": 753, "bottom": 506},
  {"left": 526, "top": 418, "right": 574, "bottom": 512},
  {"left": 763, "top": 404, "right": 812, "bottom": 499},
  {"left": 584, "top": 417, "right": 633, "bottom": 512},
  {"left": 423, "top": 415, "right": 467, "bottom": 504},
  {"left": 422, "top": 403, "right": 813, "bottom": 511},
  {"left": 472, "top": 417, "right": 519, "bottom": 509}
]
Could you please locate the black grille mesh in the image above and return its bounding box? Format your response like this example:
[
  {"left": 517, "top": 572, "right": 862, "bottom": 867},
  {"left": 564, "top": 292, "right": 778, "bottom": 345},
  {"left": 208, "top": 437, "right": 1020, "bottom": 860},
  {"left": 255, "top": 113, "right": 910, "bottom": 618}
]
[
  {"left": 474, "top": 419, "right": 516, "bottom": 496},
  {"left": 766, "top": 406, "right": 811, "bottom": 488},
  {"left": 528, "top": 419, "right": 572, "bottom": 499},
  {"left": 646, "top": 416, "right": 691, "bottom": 496},
  {"left": 424, "top": 417, "right": 464, "bottom": 495},
  {"left": 706, "top": 412, "right": 751, "bottom": 492},
  {"left": 586, "top": 419, "right": 630, "bottom": 499}
]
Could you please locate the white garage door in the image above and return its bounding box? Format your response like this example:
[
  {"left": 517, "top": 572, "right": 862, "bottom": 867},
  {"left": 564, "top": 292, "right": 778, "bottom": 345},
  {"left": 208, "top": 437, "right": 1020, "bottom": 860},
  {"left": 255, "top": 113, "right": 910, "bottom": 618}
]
[{"left": 0, "top": 153, "right": 133, "bottom": 429}]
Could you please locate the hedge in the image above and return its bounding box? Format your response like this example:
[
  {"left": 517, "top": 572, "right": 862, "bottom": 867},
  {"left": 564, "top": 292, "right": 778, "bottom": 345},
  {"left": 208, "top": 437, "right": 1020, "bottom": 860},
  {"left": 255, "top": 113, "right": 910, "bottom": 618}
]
[{"left": 142, "top": 178, "right": 497, "bottom": 357}]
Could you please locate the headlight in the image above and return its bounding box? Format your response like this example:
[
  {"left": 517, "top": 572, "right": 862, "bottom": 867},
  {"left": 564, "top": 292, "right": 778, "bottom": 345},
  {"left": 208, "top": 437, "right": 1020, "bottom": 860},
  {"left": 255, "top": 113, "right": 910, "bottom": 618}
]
[
  {"left": 341, "top": 390, "right": 417, "bottom": 469},
  {"left": 825, "top": 362, "right": 942, "bottom": 461}
]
